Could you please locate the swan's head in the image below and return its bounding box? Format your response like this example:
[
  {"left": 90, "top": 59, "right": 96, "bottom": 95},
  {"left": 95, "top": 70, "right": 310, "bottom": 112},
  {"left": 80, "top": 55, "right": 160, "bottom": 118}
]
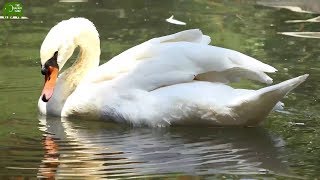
[{"left": 39, "top": 18, "right": 99, "bottom": 102}]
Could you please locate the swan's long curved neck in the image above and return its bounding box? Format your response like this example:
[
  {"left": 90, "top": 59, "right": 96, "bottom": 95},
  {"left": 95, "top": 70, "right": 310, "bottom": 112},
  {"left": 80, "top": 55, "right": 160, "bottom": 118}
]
[
  {"left": 64, "top": 40, "right": 100, "bottom": 87},
  {"left": 69, "top": 26, "right": 101, "bottom": 75},
  {"left": 40, "top": 29, "right": 101, "bottom": 116}
]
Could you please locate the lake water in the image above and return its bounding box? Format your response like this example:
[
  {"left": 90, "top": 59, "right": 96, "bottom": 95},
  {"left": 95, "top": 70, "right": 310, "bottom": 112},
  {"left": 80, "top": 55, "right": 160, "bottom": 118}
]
[{"left": 0, "top": 0, "right": 319, "bottom": 179}]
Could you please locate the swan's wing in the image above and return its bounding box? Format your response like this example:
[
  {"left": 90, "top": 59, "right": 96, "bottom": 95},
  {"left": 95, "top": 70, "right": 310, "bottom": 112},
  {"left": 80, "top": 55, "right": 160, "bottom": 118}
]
[
  {"left": 84, "top": 29, "right": 210, "bottom": 83},
  {"left": 109, "top": 29, "right": 211, "bottom": 64},
  {"left": 85, "top": 30, "right": 276, "bottom": 88},
  {"left": 148, "top": 29, "right": 211, "bottom": 44},
  {"left": 107, "top": 42, "right": 276, "bottom": 92}
]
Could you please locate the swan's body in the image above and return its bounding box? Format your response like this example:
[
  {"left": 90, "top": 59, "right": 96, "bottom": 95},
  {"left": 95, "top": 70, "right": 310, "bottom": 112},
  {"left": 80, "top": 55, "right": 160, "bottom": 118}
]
[{"left": 38, "top": 18, "right": 308, "bottom": 127}]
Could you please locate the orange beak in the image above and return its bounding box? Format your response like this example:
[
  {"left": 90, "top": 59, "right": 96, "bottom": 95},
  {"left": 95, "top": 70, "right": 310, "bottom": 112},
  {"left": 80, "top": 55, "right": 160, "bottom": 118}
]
[{"left": 41, "top": 66, "right": 59, "bottom": 102}]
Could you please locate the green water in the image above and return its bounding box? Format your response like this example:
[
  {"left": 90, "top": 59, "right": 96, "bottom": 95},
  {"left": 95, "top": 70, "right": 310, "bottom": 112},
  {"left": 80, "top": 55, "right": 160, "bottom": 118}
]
[{"left": 0, "top": 0, "right": 319, "bottom": 179}]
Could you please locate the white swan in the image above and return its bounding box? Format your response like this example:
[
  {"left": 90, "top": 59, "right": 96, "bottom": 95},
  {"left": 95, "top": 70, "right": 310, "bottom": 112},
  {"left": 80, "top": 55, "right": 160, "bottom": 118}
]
[{"left": 38, "top": 17, "right": 308, "bottom": 127}]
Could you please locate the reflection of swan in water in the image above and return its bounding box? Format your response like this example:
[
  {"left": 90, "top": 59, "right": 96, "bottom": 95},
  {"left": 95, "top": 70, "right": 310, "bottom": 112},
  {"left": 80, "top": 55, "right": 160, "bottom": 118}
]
[{"left": 37, "top": 116, "right": 297, "bottom": 179}]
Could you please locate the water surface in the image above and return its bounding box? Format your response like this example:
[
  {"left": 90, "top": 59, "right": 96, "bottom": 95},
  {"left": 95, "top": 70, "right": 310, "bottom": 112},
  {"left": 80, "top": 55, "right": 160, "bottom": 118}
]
[{"left": 0, "top": 0, "right": 319, "bottom": 179}]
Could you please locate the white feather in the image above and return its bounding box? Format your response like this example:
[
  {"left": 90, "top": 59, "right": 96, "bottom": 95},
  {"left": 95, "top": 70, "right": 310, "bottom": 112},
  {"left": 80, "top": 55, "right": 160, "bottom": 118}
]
[{"left": 166, "top": 15, "right": 186, "bottom": 25}]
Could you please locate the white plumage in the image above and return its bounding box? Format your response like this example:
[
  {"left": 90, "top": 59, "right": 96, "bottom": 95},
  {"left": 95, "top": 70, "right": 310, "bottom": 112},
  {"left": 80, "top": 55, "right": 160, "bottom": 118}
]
[{"left": 38, "top": 18, "right": 308, "bottom": 127}]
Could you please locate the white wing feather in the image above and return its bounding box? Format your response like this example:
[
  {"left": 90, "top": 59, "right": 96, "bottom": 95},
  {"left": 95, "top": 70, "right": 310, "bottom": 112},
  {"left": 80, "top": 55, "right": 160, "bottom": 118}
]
[
  {"left": 85, "top": 30, "right": 276, "bottom": 92},
  {"left": 85, "top": 29, "right": 210, "bottom": 83}
]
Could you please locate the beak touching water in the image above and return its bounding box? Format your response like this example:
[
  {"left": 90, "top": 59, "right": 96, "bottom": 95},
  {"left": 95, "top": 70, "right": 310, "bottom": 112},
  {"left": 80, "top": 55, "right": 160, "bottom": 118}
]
[{"left": 41, "top": 66, "right": 59, "bottom": 102}]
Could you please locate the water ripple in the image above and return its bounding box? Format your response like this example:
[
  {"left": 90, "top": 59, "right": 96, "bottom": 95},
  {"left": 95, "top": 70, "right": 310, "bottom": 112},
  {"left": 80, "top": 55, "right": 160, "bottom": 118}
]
[{"left": 20, "top": 117, "right": 293, "bottom": 179}]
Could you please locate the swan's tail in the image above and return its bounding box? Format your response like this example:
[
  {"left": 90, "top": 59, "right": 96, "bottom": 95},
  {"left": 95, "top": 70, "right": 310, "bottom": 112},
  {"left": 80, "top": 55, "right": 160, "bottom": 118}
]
[{"left": 229, "top": 74, "right": 309, "bottom": 126}]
